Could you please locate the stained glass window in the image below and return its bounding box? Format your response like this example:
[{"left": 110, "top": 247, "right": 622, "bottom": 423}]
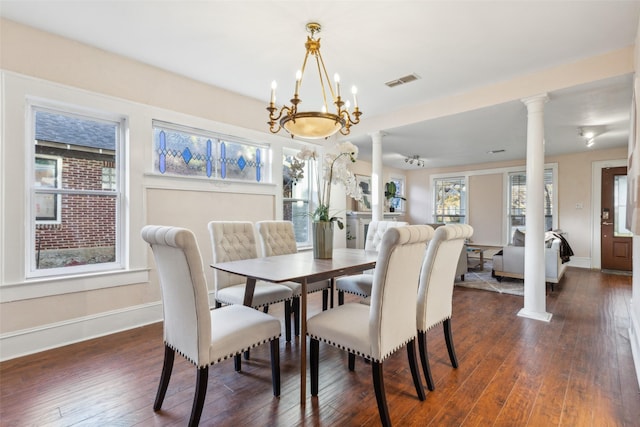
[{"left": 153, "top": 122, "right": 268, "bottom": 183}]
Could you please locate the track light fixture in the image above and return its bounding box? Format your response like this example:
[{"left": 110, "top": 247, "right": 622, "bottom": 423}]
[{"left": 404, "top": 155, "right": 425, "bottom": 167}]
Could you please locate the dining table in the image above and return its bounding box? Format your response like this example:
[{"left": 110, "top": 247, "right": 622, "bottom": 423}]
[{"left": 211, "top": 247, "right": 378, "bottom": 404}]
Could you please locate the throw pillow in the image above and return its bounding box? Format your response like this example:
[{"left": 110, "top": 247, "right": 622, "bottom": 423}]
[{"left": 512, "top": 229, "right": 525, "bottom": 246}]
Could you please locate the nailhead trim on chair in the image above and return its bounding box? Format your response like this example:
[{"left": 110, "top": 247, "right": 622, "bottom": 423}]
[
  {"left": 306, "top": 333, "right": 415, "bottom": 364},
  {"left": 417, "top": 315, "right": 450, "bottom": 333},
  {"left": 214, "top": 297, "right": 290, "bottom": 309},
  {"left": 166, "top": 334, "right": 281, "bottom": 369}
]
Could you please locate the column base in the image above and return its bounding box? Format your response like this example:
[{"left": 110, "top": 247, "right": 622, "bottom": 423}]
[{"left": 517, "top": 308, "right": 552, "bottom": 322}]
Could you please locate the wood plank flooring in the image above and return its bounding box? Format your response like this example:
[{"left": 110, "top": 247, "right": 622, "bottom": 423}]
[{"left": 1, "top": 267, "right": 638, "bottom": 426}]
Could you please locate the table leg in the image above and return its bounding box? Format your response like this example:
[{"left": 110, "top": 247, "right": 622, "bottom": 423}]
[
  {"left": 243, "top": 277, "right": 256, "bottom": 306},
  {"left": 479, "top": 251, "right": 484, "bottom": 271},
  {"left": 300, "top": 278, "right": 307, "bottom": 405}
]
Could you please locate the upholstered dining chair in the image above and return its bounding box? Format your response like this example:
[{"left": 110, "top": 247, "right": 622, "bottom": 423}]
[
  {"left": 416, "top": 223, "right": 473, "bottom": 391},
  {"left": 208, "top": 221, "right": 295, "bottom": 341},
  {"left": 141, "top": 225, "right": 281, "bottom": 427},
  {"left": 255, "top": 220, "right": 332, "bottom": 337},
  {"left": 335, "top": 220, "right": 408, "bottom": 305},
  {"left": 307, "top": 225, "right": 434, "bottom": 427}
]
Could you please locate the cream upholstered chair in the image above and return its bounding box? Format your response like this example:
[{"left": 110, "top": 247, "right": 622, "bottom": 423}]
[
  {"left": 335, "top": 220, "right": 408, "bottom": 305},
  {"left": 308, "top": 225, "right": 434, "bottom": 427},
  {"left": 141, "top": 225, "right": 281, "bottom": 427},
  {"left": 416, "top": 223, "right": 473, "bottom": 391},
  {"left": 255, "top": 220, "right": 332, "bottom": 336},
  {"left": 208, "top": 221, "right": 295, "bottom": 341}
]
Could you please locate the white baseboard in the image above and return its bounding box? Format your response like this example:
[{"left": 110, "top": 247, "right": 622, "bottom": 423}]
[
  {"left": 0, "top": 301, "right": 163, "bottom": 362},
  {"left": 630, "top": 298, "right": 640, "bottom": 390},
  {"left": 566, "top": 256, "right": 591, "bottom": 269}
]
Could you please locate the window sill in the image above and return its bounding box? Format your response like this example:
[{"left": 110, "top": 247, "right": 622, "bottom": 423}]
[{"left": 0, "top": 268, "right": 149, "bottom": 303}]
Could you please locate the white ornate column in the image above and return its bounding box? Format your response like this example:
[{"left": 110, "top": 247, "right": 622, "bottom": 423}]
[
  {"left": 370, "top": 131, "right": 384, "bottom": 222},
  {"left": 518, "top": 94, "right": 552, "bottom": 322}
]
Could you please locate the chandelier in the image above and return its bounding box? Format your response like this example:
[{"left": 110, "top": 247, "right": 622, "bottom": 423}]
[{"left": 267, "top": 22, "right": 362, "bottom": 139}]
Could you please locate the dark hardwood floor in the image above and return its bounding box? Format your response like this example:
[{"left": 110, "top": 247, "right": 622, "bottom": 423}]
[{"left": 1, "top": 267, "right": 639, "bottom": 426}]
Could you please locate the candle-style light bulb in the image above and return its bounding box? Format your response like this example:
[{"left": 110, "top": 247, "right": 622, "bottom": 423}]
[
  {"left": 295, "top": 70, "right": 302, "bottom": 97},
  {"left": 270, "top": 80, "right": 277, "bottom": 104},
  {"left": 351, "top": 86, "right": 358, "bottom": 109},
  {"left": 334, "top": 73, "right": 341, "bottom": 97}
]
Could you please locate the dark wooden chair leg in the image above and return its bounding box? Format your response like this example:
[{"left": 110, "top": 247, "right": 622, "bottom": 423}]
[
  {"left": 189, "top": 366, "right": 208, "bottom": 427},
  {"left": 284, "top": 300, "right": 292, "bottom": 342},
  {"left": 310, "top": 338, "right": 319, "bottom": 396},
  {"left": 270, "top": 338, "right": 281, "bottom": 396},
  {"left": 153, "top": 345, "right": 175, "bottom": 411},
  {"left": 407, "top": 339, "right": 426, "bottom": 400},
  {"left": 234, "top": 354, "right": 241, "bottom": 371},
  {"left": 418, "top": 330, "right": 435, "bottom": 391},
  {"left": 293, "top": 297, "right": 300, "bottom": 337},
  {"left": 338, "top": 290, "right": 345, "bottom": 306},
  {"left": 322, "top": 289, "right": 329, "bottom": 311},
  {"left": 443, "top": 318, "right": 459, "bottom": 368},
  {"left": 348, "top": 352, "right": 356, "bottom": 371},
  {"left": 372, "top": 361, "right": 391, "bottom": 427}
]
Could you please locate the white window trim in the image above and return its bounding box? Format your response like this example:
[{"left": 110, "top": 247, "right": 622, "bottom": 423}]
[
  {"left": 388, "top": 174, "right": 406, "bottom": 212},
  {"left": 432, "top": 175, "right": 468, "bottom": 224},
  {"left": 502, "top": 163, "right": 558, "bottom": 243},
  {"left": 26, "top": 102, "right": 128, "bottom": 279}
]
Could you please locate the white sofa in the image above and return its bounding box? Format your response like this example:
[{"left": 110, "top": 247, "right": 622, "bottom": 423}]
[{"left": 492, "top": 237, "right": 567, "bottom": 290}]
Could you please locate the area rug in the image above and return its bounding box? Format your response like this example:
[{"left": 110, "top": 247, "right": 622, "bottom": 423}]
[{"left": 455, "top": 261, "right": 524, "bottom": 296}]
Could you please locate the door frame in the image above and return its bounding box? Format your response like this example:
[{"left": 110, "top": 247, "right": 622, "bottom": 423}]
[{"left": 591, "top": 159, "right": 627, "bottom": 269}]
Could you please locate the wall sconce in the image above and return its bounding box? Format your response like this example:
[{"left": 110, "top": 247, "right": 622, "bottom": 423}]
[{"left": 404, "top": 155, "right": 425, "bottom": 167}]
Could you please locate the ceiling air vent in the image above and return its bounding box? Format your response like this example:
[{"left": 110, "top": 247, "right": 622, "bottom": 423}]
[{"left": 385, "top": 73, "right": 420, "bottom": 88}]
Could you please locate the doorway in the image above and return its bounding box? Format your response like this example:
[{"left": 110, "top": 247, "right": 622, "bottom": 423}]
[{"left": 601, "top": 166, "right": 633, "bottom": 271}]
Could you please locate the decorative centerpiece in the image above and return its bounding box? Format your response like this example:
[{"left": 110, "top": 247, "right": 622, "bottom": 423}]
[{"left": 297, "top": 141, "right": 363, "bottom": 258}]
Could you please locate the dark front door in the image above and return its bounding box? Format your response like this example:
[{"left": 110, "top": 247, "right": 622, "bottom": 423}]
[{"left": 601, "top": 166, "right": 633, "bottom": 271}]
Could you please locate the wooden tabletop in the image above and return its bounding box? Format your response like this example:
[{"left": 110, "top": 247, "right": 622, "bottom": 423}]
[
  {"left": 211, "top": 247, "right": 378, "bottom": 405},
  {"left": 211, "top": 248, "right": 378, "bottom": 284}
]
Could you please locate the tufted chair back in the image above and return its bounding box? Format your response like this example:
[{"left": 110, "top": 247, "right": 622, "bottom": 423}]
[
  {"left": 417, "top": 224, "right": 474, "bottom": 331},
  {"left": 141, "top": 225, "right": 211, "bottom": 366},
  {"left": 365, "top": 220, "right": 409, "bottom": 251},
  {"left": 208, "top": 221, "right": 260, "bottom": 292},
  {"left": 368, "top": 225, "right": 433, "bottom": 361},
  {"left": 256, "top": 220, "right": 298, "bottom": 256}
]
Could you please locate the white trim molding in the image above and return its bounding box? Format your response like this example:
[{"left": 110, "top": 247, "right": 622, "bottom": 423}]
[
  {"left": 0, "top": 301, "right": 163, "bottom": 361},
  {"left": 630, "top": 297, "right": 640, "bottom": 389}
]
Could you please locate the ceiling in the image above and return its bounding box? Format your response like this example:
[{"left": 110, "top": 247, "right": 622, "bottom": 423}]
[{"left": 2, "top": 1, "right": 639, "bottom": 169}]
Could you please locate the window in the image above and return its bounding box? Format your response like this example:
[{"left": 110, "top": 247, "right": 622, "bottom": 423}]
[
  {"left": 388, "top": 177, "right": 406, "bottom": 212},
  {"left": 282, "top": 147, "right": 313, "bottom": 246},
  {"left": 508, "top": 169, "right": 554, "bottom": 238},
  {"left": 34, "top": 156, "right": 62, "bottom": 223},
  {"left": 30, "top": 108, "right": 123, "bottom": 276},
  {"left": 153, "top": 121, "right": 268, "bottom": 183},
  {"left": 433, "top": 177, "right": 466, "bottom": 223}
]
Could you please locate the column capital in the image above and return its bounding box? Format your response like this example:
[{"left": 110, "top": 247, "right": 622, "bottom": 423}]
[
  {"left": 521, "top": 93, "right": 549, "bottom": 108},
  {"left": 368, "top": 131, "right": 386, "bottom": 141}
]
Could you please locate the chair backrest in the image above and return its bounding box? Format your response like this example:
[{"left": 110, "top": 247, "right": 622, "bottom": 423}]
[
  {"left": 256, "top": 220, "right": 297, "bottom": 256},
  {"left": 417, "top": 224, "right": 474, "bottom": 332},
  {"left": 141, "top": 225, "right": 211, "bottom": 367},
  {"left": 208, "top": 221, "right": 260, "bottom": 291},
  {"left": 368, "top": 225, "right": 434, "bottom": 361},
  {"left": 365, "top": 220, "right": 409, "bottom": 251}
]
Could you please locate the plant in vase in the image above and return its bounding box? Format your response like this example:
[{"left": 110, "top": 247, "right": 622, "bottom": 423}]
[
  {"left": 296, "top": 141, "right": 363, "bottom": 258},
  {"left": 384, "top": 181, "right": 406, "bottom": 212}
]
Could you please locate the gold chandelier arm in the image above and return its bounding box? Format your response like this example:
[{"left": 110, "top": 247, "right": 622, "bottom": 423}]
[
  {"left": 267, "top": 104, "right": 292, "bottom": 134},
  {"left": 315, "top": 50, "right": 337, "bottom": 106}
]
